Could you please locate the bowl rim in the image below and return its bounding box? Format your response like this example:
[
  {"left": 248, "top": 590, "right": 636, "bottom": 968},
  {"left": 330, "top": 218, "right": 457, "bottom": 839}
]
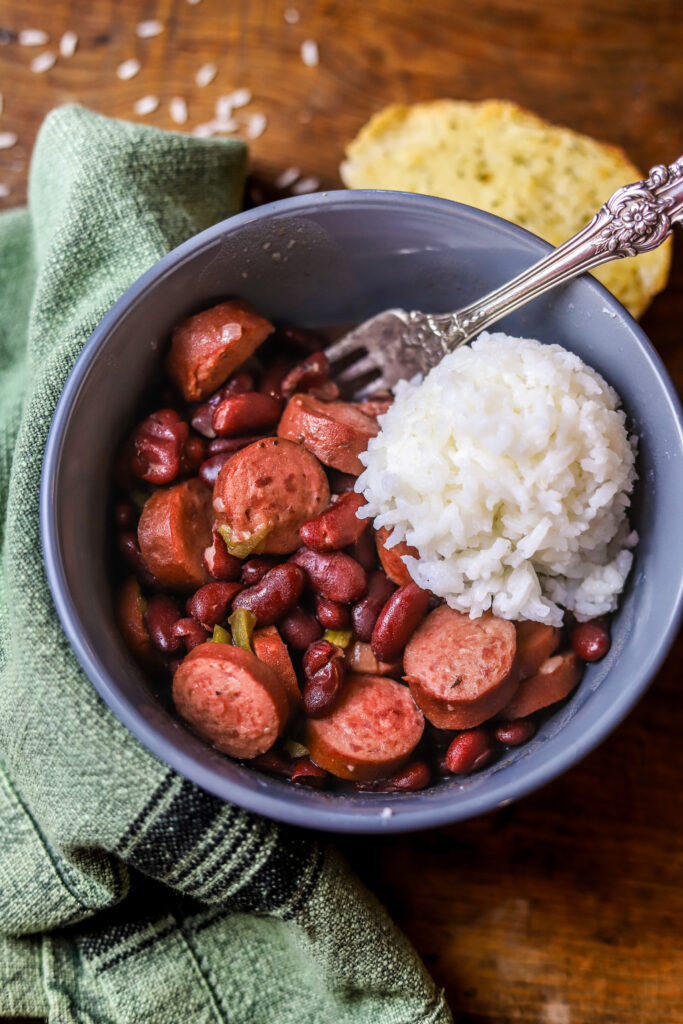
[{"left": 41, "top": 189, "right": 683, "bottom": 833}]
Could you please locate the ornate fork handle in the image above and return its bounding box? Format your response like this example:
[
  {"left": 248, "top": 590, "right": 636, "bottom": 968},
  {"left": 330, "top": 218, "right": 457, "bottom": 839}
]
[{"left": 425, "top": 157, "right": 683, "bottom": 350}]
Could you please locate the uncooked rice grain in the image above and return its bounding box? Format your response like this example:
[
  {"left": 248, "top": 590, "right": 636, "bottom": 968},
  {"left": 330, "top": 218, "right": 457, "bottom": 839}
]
[
  {"left": 134, "top": 95, "right": 159, "bottom": 116},
  {"left": 276, "top": 166, "right": 300, "bottom": 189},
  {"left": 117, "top": 59, "right": 141, "bottom": 80},
  {"left": 137, "top": 20, "right": 164, "bottom": 38},
  {"left": 246, "top": 112, "right": 267, "bottom": 139},
  {"left": 0, "top": 133, "right": 16, "bottom": 149},
  {"left": 170, "top": 97, "right": 188, "bottom": 124},
  {"left": 196, "top": 63, "right": 217, "bottom": 86},
  {"left": 59, "top": 31, "right": 78, "bottom": 57},
  {"left": 356, "top": 332, "right": 638, "bottom": 626},
  {"left": 291, "top": 176, "right": 320, "bottom": 194},
  {"left": 229, "top": 87, "right": 252, "bottom": 108},
  {"left": 301, "top": 39, "right": 319, "bottom": 66},
  {"left": 30, "top": 52, "right": 56, "bottom": 73},
  {"left": 19, "top": 29, "right": 49, "bottom": 46}
]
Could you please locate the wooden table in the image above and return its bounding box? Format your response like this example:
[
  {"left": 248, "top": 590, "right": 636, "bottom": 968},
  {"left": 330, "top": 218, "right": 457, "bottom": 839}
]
[{"left": 2, "top": 1, "right": 682, "bottom": 1021}]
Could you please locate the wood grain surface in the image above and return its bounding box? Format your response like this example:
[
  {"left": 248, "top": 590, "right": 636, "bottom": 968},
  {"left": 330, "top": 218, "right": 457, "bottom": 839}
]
[{"left": 1, "top": 1, "right": 682, "bottom": 1021}]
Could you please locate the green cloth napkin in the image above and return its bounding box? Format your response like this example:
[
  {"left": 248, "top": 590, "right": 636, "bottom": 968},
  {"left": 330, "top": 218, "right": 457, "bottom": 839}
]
[{"left": 0, "top": 106, "right": 452, "bottom": 1024}]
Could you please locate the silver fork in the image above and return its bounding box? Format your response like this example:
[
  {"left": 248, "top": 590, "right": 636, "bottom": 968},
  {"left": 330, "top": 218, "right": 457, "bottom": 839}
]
[{"left": 326, "top": 157, "right": 683, "bottom": 398}]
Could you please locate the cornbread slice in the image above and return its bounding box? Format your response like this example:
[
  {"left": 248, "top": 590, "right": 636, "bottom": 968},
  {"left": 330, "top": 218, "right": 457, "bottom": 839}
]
[{"left": 340, "top": 100, "right": 671, "bottom": 317}]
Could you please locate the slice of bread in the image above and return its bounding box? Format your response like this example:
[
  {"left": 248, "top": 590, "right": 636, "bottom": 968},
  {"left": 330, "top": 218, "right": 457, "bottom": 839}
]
[{"left": 340, "top": 100, "right": 671, "bottom": 318}]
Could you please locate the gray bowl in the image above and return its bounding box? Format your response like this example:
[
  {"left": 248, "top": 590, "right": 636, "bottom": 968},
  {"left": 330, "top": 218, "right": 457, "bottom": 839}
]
[{"left": 41, "top": 191, "right": 683, "bottom": 833}]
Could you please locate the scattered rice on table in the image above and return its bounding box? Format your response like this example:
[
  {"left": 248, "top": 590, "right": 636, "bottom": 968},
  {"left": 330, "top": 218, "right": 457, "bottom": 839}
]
[
  {"left": 137, "top": 20, "right": 164, "bottom": 38},
  {"left": 30, "top": 52, "right": 56, "bottom": 73},
  {"left": 19, "top": 29, "right": 49, "bottom": 46},
  {"left": 59, "top": 31, "right": 78, "bottom": 57},
  {"left": 117, "top": 58, "right": 141, "bottom": 80},
  {"left": 170, "top": 97, "right": 188, "bottom": 124},
  {"left": 301, "top": 39, "right": 319, "bottom": 66},
  {"left": 134, "top": 95, "right": 159, "bottom": 116},
  {"left": 196, "top": 62, "right": 217, "bottom": 87}
]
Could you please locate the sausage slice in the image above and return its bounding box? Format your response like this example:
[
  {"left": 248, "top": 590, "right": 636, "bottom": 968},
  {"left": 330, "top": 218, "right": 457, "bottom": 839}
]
[
  {"left": 114, "top": 576, "right": 157, "bottom": 668},
  {"left": 344, "top": 640, "right": 401, "bottom": 678},
  {"left": 172, "top": 642, "right": 289, "bottom": 758},
  {"left": 516, "top": 621, "right": 562, "bottom": 679},
  {"left": 212, "top": 437, "right": 330, "bottom": 555},
  {"left": 138, "top": 478, "right": 213, "bottom": 590},
  {"left": 375, "top": 525, "right": 418, "bottom": 587},
  {"left": 252, "top": 625, "right": 300, "bottom": 710},
  {"left": 306, "top": 673, "right": 424, "bottom": 782},
  {"left": 500, "top": 652, "right": 581, "bottom": 720},
  {"left": 403, "top": 606, "right": 519, "bottom": 730},
  {"left": 278, "top": 393, "right": 379, "bottom": 475},
  {"left": 166, "top": 299, "right": 274, "bottom": 402}
]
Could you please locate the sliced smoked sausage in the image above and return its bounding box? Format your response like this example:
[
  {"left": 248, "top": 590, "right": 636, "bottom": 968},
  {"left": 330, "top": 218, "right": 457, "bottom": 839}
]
[
  {"left": 403, "top": 606, "right": 519, "bottom": 730},
  {"left": 500, "top": 652, "right": 581, "bottom": 720},
  {"left": 138, "top": 478, "right": 213, "bottom": 590},
  {"left": 305, "top": 673, "right": 424, "bottom": 782},
  {"left": 252, "top": 625, "right": 301, "bottom": 711},
  {"left": 114, "top": 576, "right": 158, "bottom": 669},
  {"left": 375, "top": 525, "right": 418, "bottom": 587},
  {"left": 344, "top": 640, "right": 401, "bottom": 678},
  {"left": 278, "top": 393, "right": 379, "bottom": 475},
  {"left": 172, "top": 642, "right": 289, "bottom": 758},
  {"left": 166, "top": 299, "right": 274, "bottom": 402},
  {"left": 516, "top": 621, "right": 562, "bottom": 679},
  {"left": 212, "top": 437, "right": 330, "bottom": 555}
]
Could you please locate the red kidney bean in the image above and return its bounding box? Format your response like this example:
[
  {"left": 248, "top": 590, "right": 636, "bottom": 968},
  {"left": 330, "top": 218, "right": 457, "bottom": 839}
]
[
  {"left": 572, "top": 620, "right": 610, "bottom": 661},
  {"left": 190, "top": 372, "right": 255, "bottom": 437},
  {"left": 242, "top": 557, "right": 279, "bottom": 585},
  {"left": 345, "top": 526, "right": 378, "bottom": 572},
  {"left": 290, "top": 548, "right": 367, "bottom": 604},
  {"left": 202, "top": 524, "right": 243, "bottom": 581},
  {"left": 130, "top": 408, "right": 189, "bottom": 485},
  {"left": 303, "top": 639, "right": 343, "bottom": 678},
  {"left": 299, "top": 492, "right": 367, "bottom": 551},
  {"left": 494, "top": 719, "right": 537, "bottom": 747},
  {"left": 251, "top": 749, "right": 293, "bottom": 777},
  {"left": 232, "top": 563, "right": 306, "bottom": 625},
  {"left": 259, "top": 360, "right": 290, "bottom": 402},
  {"left": 279, "top": 606, "right": 323, "bottom": 650},
  {"left": 327, "top": 469, "right": 358, "bottom": 494},
  {"left": 445, "top": 729, "right": 494, "bottom": 775},
  {"left": 355, "top": 760, "right": 431, "bottom": 793},
  {"left": 212, "top": 392, "right": 282, "bottom": 437},
  {"left": 302, "top": 656, "right": 346, "bottom": 718},
  {"left": 291, "top": 757, "right": 328, "bottom": 788},
  {"left": 172, "top": 616, "right": 211, "bottom": 651},
  {"left": 114, "top": 498, "right": 137, "bottom": 530},
  {"left": 117, "top": 531, "right": 162, "bottom": 590},
  {"left": 281, "top": 351, "right": 332, "bottom": 399},
  {"left": 145, "top": 594, "right": 184, "bottom": 653},
  {"left": 351, "top": 570, "right": 397, "bottom": 642},
  {"left": 187, "top": 581, "right": 244, "bottom": 629},
  {"left": 180, "top": 435, "right": 206, "bottom": 475},
  {"left": 208, "top": 434, "right": 265, "bottom": 456},
  {"left": 371, "top": 582, "right": 430, "bottom": 662},
  {"left": 314, "top": 595, "right": 351, "bottom": 630},
  {"left": 199, "top": 452, "right": 233, "bottom": 488}
]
